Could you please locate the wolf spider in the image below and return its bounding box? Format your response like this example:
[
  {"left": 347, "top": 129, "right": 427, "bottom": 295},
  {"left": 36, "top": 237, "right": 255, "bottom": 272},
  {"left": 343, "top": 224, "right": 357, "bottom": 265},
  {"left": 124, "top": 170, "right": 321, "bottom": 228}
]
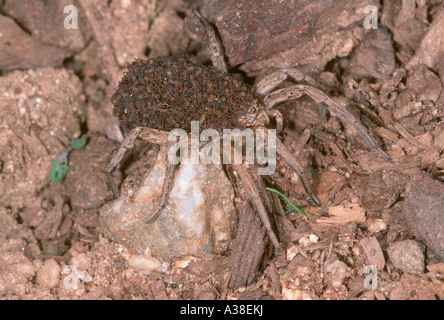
[{"left": 105, "top": 10, "right": 390, "bottom": 287}]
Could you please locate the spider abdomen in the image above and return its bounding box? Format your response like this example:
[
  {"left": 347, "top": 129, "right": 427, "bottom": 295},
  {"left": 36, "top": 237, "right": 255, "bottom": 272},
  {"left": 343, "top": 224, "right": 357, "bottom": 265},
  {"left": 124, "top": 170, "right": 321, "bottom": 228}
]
[{"left": 112, "top": 56, "right": 257, "bottom": 134}]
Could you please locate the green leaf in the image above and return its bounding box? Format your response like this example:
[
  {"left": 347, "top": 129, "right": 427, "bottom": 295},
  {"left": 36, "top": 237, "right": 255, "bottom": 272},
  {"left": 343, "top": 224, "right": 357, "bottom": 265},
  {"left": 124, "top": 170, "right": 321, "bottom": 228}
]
[
  {"left": 49, "top": 158, "right": 59, "bottom": 182},
  {"left": 68, "top": 137, "right": 87, "bottom": 149},
  {"left": 266, "top": 187, "right": 310, "bottom": 218},
  {"left": 49, "top": 158, "right": 70, "bottom": 184}
]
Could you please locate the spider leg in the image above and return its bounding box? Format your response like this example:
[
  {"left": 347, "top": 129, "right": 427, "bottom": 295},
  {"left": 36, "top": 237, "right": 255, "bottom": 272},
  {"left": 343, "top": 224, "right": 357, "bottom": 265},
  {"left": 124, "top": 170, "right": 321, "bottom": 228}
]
[
  {"left": 192, "top": 9, "right": 228, "bottom": 73},
  {"left": 105, "top": 127, "right": 144, "bottom": 198},
  {"left": 145, "top": 141, "right": 178, "bottom": 224},
  {"left": 254, "top": 68, "right": 318, "bottom": 98},
  {"left": 255, "top": 68, "right": 391, "bottom": 161},
  {"left": 232, "top": 164, "right": 280, "bottom": 249},
  {"left": 105, "top": 126, "right": 170, "bottom": 199},
  {"left": 267, "top": 109, "right": 284, "bottom": 135},
  {"left": 296, "top": 85, "right": 391, "bottom": 161},
  {"left": 266, "top": 129, "right": 321, "bottom": 207},
  {"left": 262, "top": 84, "right": 391, "bottom": 161}
]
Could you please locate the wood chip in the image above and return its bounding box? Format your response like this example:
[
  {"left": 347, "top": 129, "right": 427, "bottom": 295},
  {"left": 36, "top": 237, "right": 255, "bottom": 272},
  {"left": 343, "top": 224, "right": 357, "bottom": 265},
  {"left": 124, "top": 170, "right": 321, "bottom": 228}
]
[
  {"left": 360, "top": 237, "right": 385, "bottom": 270},
  {"left": 315, "top": 204, "right": 366, "bottom": 226}
]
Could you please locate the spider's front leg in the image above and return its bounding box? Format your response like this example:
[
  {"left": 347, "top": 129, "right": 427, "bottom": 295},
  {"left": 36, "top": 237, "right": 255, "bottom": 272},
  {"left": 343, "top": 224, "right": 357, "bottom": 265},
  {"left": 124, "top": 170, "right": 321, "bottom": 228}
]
[
  {"left": 267, "top": 129, "right": 321, "bottom": 207},
  {"left": 256, "top": 68, "right": 391, "bottom": 161},
  {"left": 105, "top": 127, "right": 145, "bottom": 198},
  {"left": 105, "top": 127, "right": 176, "bottom": 223}
]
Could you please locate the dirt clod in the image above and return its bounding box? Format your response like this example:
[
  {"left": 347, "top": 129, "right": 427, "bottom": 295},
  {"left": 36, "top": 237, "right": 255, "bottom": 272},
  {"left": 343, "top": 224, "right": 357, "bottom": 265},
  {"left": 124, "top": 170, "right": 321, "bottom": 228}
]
[
  {"left": 387, "top": 240, "right": 425, "bottom": 275},
  {"left": 36, "top": 259, "right": 61, "bottom": 289},
  {"left": 65, "top": 133, "right": 120, "bottom": 209}
]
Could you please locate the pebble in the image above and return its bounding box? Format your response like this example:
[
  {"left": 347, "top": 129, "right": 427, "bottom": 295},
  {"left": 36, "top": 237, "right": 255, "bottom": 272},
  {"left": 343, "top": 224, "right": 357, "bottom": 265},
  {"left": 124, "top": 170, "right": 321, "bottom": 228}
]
[
  {"left": 286, "top": 245, "right": 299, "bottom": 261},
  {"left": 325, "top": 260, "right": 349, "bottom": 290},
  {"left": 69, "top": 252, "right": 91, "bottom": 271},
  {"left": 128, "top": 255, "right": 162, "bottom": 273},
  {"left": 282, "top": 287, "right": 313, "bottom": 300},
  {"left": 36, "top": 259, "right": 61, "bottom": 289},
  {"left": 173, "top": 256, "right": 198, "bottom": 269},
  {"left": 368, "top": 219, "right": 387, "bottom": 233},
  {"left": 387, "top": 240, "right": 425, "bottom": 275}
]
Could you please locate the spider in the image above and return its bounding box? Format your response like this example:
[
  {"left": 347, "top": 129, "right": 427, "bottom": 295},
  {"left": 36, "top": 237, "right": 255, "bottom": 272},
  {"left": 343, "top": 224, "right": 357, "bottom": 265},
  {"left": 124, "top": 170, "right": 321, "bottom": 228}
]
[{"left": 105, "top": 10, "right": 390, "bottom": 286}]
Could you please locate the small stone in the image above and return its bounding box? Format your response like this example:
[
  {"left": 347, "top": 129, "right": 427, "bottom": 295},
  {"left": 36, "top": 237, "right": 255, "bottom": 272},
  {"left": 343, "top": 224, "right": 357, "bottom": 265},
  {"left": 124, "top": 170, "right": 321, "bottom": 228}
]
[
  {"left": 298, "top": 236, "right": 311, "bottom": 248},
  {"left": 36, "top": 259, "right": 61, "bottom": 289},
  {"left": 286, "top": 245, "right": 299, "bottom": 261},
  {"left": 14, "top": 262, "right": 35, "bottom": 280},
  {"left": 173, "top": 256, "right": 198, "bottom": 269},
  {"left": 282, "top": 287, "right": 313, "bottom": 300},
  {"left": 325, "top": 260, "right": 349, "bottom": 290},
  {"left": 128, "top": 255, "right": 161, "bottom": 273},
  {"left": 351, "top": 170, "right": 408, "bottom": 212},
  {"left": 348, "top": 28, "right": 395, "bottom": 80},
  {"left": 387, "top": 240, "right": 425, "bottom": 275},
  {"left": 309, "top": 234, "right": 319, "bottom": 244},
  {"left": 407, "top": 64, "right": 443, "bottom": 102},
  {"left": 368, "top": 219, "right": 387, "bottom": 233},
  {"left": 69, "top": 252, "right": 92, "bottom": 271}
]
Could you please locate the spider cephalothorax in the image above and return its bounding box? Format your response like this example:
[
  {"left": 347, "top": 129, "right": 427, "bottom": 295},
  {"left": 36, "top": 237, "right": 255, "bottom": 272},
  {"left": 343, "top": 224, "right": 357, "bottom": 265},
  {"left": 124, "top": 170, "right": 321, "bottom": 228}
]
[{"left": 111, "top": 55, "right": 264, "bottom": 134}]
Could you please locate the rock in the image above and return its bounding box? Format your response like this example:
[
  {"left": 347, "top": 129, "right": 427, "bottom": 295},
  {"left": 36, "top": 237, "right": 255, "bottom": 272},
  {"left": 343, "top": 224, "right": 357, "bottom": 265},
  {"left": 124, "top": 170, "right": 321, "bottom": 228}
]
[
  {"left": 408, "top": 8, "right": 444, "bottom": 72},
  {"left": 146, "top": 10, "right": 189, "bottom": 59},
  {"left": 286, "top": 245, "right": 299, "bottom": 262},
  {"left": 128, "top": 255, "right": 162, "bottom": 273},
  {"left": 325, "top": 260, "right": 349, "bottom": 290},
  {"left": 69, "top": 252, "right": 91, "bottom": 271},
  {"left": 2, "top": 0, "right": 90, "bottom": 52},
  {"left": 350, "top": 170, "right": 409, "bottom": 212},
  {"left": 387, "top": 240, "right": 425, "bottom": 275},
  {"left": 0, "top": 68, "right": 83, "bottom": 210},
  {"left": 368, "top": 219, "right": 387, "bottom": 233},
  {"left": 389, "top": 274, "right": 440, "bottom": 300},
  {"left": 36, "top": 259, "right": 61, "bottom": 289},
  {"left": 108, "top": 0, "right": 152, "bottom": 67},
  {"left": 189, "top": 0, "right": 379, "bottom": 76},
  {"left": 403, "top": 172, "right": 444, "bottom": 260},
  {"left": 100, "top": 153, "right": 236, "bottom": 260},
  {"left": 282, "top": 288, "right": 313, "bottom": 300},
  {"left": 0, "top": 15, "right": 69, "bottom": 71},
  {"left": 393, "top": 18, "right": 428, "bottom": 51},
  {"left": 406, "top": 64, "right": 443, "bottom": 102},
  {"left": 348, "top": 28, "right": 395, "bottom": 80}
]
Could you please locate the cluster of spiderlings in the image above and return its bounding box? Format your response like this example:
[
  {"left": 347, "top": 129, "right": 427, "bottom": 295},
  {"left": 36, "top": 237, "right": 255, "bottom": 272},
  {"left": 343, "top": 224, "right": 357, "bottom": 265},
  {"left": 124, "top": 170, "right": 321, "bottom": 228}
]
[{"left": 111, "top": 56, "right": 257, "bottom": 134}]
